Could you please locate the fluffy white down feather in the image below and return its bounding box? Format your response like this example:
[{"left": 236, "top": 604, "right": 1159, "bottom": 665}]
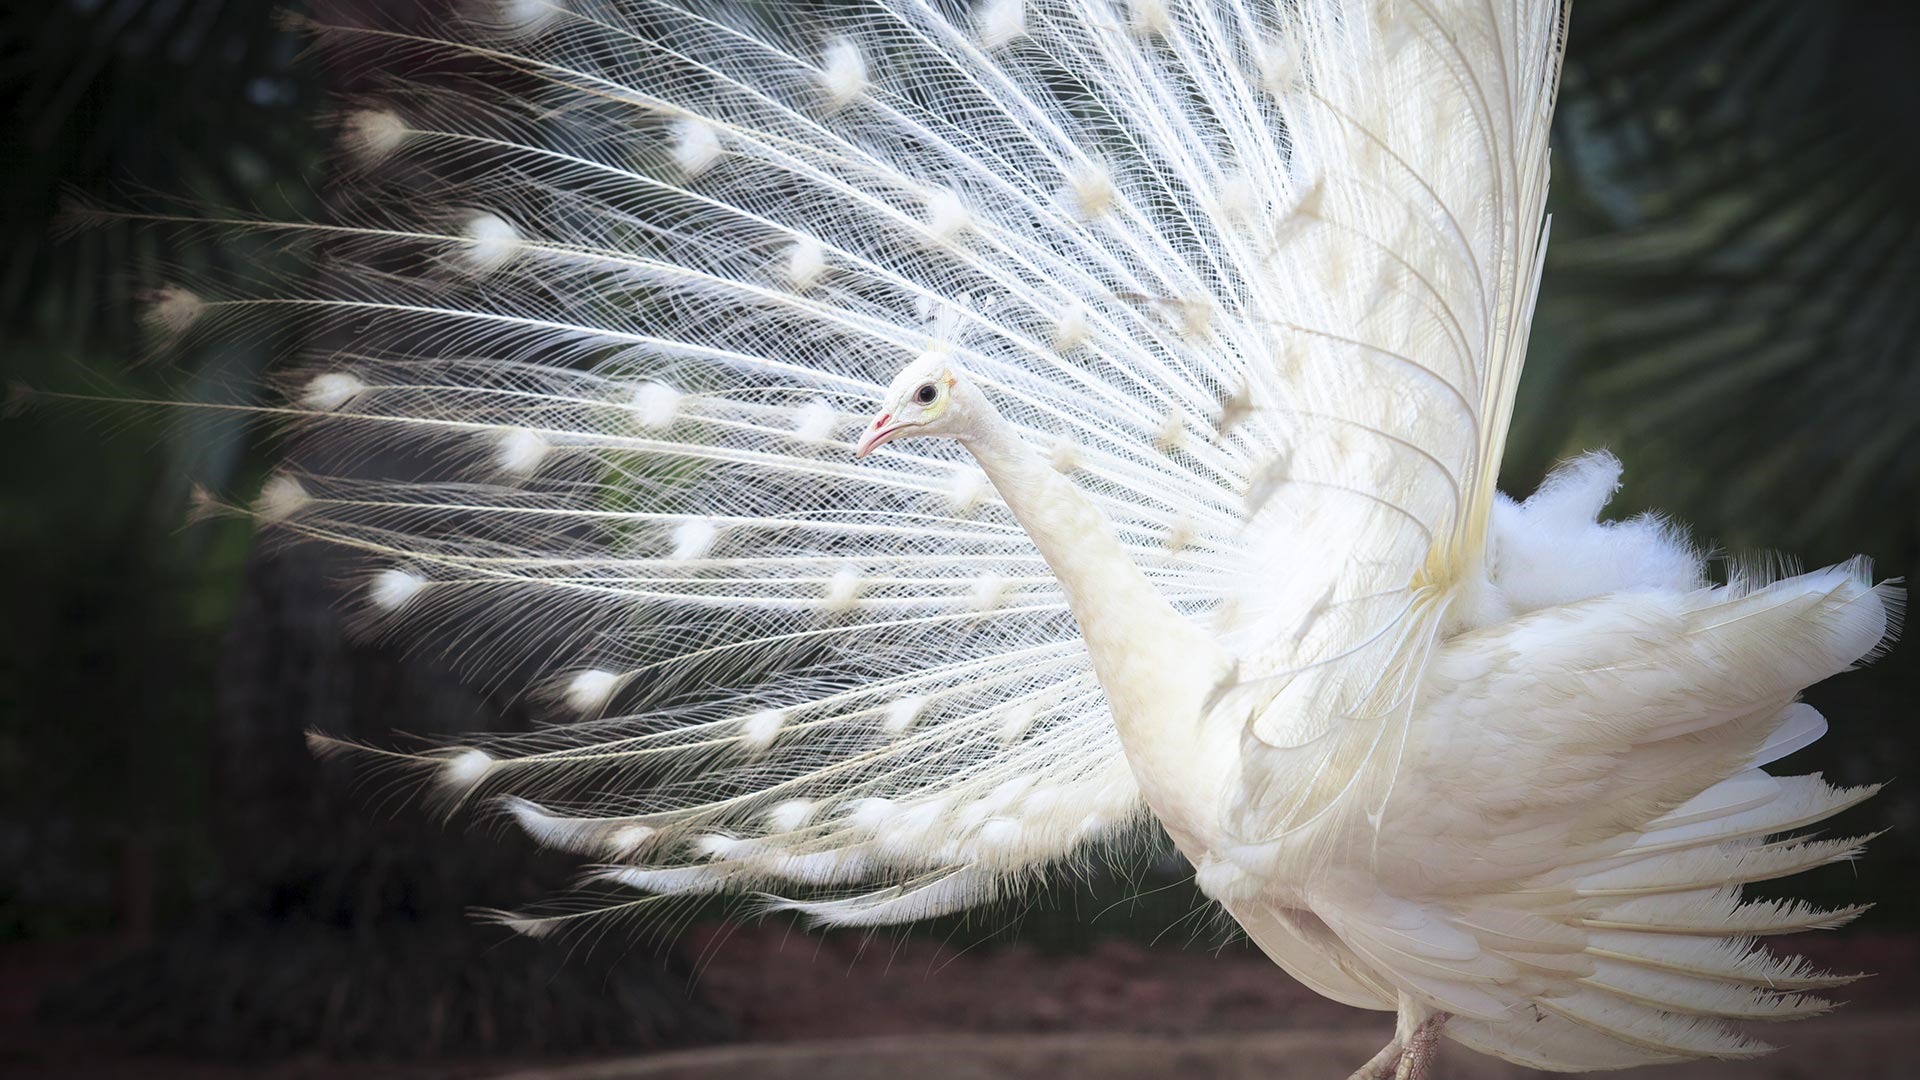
[{"left": 1451, "top": 451, "right": 1706, "bottom": 633}]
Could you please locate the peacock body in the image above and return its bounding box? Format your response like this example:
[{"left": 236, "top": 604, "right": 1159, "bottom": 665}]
[{"left": 161, "top": 0, "right": 1897, "bottom": 1074}]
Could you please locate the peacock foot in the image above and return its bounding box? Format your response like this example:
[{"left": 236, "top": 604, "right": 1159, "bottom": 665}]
[
  {"left": 1346, "top": 1036, "right": 1403, "bottom": 1080},
  {"left": 1392, "top": 1012, "right": 1451, "bottom": 1080}
]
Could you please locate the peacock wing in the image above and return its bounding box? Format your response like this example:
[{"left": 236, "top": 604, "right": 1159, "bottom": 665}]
[{"left": 1213, "top": 0, "right": 1564, "bottom": 846}]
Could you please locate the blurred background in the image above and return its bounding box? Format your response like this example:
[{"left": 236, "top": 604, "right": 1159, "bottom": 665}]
[{"left": 3, "top": 1, "right": 1917, "bottom": 1077}]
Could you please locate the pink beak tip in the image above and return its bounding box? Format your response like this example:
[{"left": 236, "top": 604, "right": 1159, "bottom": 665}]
[{"left": 855, "top": 413, "right": 893, "bottom": 458}]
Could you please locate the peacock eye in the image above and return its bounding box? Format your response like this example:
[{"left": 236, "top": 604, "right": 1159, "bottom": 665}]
[{"left": 914, "top": 383, "right": 939, "bottom": 405}]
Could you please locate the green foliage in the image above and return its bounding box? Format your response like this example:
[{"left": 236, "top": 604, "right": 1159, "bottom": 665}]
[
  {"left": 0, "top": 0, "right": 320, "bottom": 939},
  {"left": 1, "top": 1, "right": 318, "bottom": 338},
  {"left": 0, "top": 343, "right": 252, "bottom": 940},
  {"left": 1527, "top": 0, "right": 1920, "bottom": 567}
]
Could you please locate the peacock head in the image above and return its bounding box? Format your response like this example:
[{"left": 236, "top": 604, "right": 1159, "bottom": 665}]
[{"left": 854, "top": 347, "right": 970, "bottom": 456}]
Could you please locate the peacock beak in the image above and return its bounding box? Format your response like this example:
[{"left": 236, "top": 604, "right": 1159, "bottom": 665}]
[{"left": 854, "top": 413, "right": 903, "bottom": 457}]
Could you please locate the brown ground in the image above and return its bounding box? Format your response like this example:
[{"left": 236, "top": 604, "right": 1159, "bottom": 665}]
[
  {"left": 682, "top": 923, "right": 1920, "bottom": 1041},
  {"left": 6, "top": 925, "right": 1918, "bottom": 1078}
]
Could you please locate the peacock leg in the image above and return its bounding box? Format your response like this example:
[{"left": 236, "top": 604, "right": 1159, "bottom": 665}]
[
  {"left": 1391, "top": 1011, "right": 1451, "bottom": 1080},
  {"left": 1345, "top": 1036, "right": 1403, "bottom": 1080}
]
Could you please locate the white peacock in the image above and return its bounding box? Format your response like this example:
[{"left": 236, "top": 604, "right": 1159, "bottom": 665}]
[{"left": 158, "top": 0, "right": 1901, "bottom": 1075}]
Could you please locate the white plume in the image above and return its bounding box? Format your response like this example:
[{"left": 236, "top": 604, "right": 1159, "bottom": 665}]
[
  {"left": 339, "top": 108, "right": 409, "bottom": 165},
  {"left": 819, "top": 37, "right": 868, "bottom": 110},
  {"left": 459, "top": 211, "right": 523, "bottom": 274},
  {"left": 301, "top": 371, "right": 365, "bottom": 411},
  {"left": 255, "top": 474, "right": 311, "bottom": 523}
]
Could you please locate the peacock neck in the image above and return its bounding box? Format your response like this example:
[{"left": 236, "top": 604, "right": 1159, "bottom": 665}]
[{"left": 957, "top": 396, "right": 1231, "bottom": 821}]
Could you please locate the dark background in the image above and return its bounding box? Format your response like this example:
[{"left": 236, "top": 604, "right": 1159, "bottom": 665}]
[{"left": 3, "top": 1, "right": 1918, "bottom": 1075}]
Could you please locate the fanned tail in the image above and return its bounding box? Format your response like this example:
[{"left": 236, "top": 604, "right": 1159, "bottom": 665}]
[{"left": 150, "top": 0, "right": 1420, "bottom": 931}]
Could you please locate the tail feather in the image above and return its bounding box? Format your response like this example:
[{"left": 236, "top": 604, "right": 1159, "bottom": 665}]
[
  {"left": 1581, "top": 960, "right": 1833, "bottom": 1021},
  {"left": 1542, "top": 990, "right": 1772, "bottom": 1060},
  {"left": 1577, "top": 888, "right": 1871, "bottom": 938},
  {"left": 1447, "top": 1010, "right": 1689, "bottom": 1072},
  {"left": 1582, "top": 930, "right": 1862, "bottom": 991},
  {"left": 1568, "top": 835, "right": 1877, "bottom": 898}
]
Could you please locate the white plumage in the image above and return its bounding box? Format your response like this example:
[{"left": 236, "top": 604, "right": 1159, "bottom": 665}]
[{"left": 155, "top": 0, "right": 1898, "bottom": 1074}]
